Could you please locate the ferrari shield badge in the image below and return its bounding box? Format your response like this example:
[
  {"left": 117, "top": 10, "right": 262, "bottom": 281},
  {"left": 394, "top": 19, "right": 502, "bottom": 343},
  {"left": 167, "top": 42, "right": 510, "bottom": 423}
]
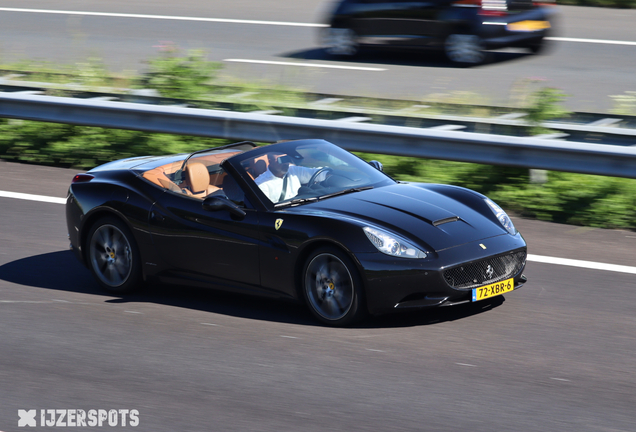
[
  {"left": 479, "top": 243, "right": 487, "bottom": 250},
  {"left": 275, "top": 219, "right": 284, "bottom": 230}
]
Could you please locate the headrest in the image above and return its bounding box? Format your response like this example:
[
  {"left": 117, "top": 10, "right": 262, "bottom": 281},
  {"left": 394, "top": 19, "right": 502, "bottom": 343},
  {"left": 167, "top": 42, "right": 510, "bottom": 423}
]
[{"left": 185, "top": 162, "right": 209, "bottom": 194}]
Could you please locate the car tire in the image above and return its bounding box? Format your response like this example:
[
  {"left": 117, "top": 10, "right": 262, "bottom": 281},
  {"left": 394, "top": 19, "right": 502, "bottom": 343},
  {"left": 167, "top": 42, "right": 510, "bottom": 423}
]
[
  {"left": 445, "top": 33, "right": 486, "bottom": 66},
  {"left": 322, "top": 27, "right": 359, "bottom": 57},
  {"left": 528, "top": 39, "right": 546, "bottom": 54},
  {"left": 87, "top": 216, "right": 142, "bottom": 294},
  {"left": 302, "top": 246, "right": 366, "bottom": 327}
]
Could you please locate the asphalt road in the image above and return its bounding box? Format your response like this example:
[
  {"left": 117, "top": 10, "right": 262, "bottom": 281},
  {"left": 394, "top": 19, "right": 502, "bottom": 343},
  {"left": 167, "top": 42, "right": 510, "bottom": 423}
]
[
  {"left": 0, "top": 160, "right": 635, "bottom": 431},
  {"left": 0, "top": 1, "right": 635, "bottom": 112}
]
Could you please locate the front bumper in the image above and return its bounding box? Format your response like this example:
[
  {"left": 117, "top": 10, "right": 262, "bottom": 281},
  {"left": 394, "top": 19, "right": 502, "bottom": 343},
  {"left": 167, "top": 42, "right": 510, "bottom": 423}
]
[{"left": 357, "top": 233, "right": 527, "bottom": 315}]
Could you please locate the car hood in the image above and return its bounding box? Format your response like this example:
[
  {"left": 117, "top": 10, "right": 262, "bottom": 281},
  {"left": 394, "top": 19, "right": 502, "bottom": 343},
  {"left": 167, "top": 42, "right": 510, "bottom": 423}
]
[{"left": 289, "top": 183, "right": 506, "bottom": 252}]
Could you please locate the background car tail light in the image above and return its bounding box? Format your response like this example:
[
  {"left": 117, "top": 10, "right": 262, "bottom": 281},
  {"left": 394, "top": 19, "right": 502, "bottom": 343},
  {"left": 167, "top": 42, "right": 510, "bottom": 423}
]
[
  {"left": 453, "top": 0, "right": 509, "bottom": 17},
  {"left": 72, "top": 174, "right": 94, "bottom": 183},
  {"left": 479, "top": 0, "right": 508, "bottom": 16}
]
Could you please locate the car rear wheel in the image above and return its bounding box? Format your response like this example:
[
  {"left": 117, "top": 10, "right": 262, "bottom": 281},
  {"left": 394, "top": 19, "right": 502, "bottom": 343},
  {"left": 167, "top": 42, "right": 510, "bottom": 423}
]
[
  {"left": 302, "top": 247, "right": 366, "bottom": 326},
  {"left": 445, "top": 34, "right": 486, "bottom": 66},
  {"left": 87, "top": 216, "right": 141, "bottom": 294},
  {"left": 323, "top": 27, "right": 359, "bottom": 56}
]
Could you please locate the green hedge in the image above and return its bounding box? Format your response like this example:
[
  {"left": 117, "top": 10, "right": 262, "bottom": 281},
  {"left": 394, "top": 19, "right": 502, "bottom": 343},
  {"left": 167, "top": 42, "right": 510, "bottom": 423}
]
[
  {"left": 0, "top": 49, "right": 635, "bottom": 231},
  {"left": 0, "top": 120, "right": 231, "bottom": 168},
  {"left": 358, "top": 153, "right": 636, "bottom": 231}
]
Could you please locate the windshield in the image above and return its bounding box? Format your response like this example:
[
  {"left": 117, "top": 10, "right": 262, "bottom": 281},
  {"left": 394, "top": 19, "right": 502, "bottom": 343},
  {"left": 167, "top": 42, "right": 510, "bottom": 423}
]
[{"left": 232, "top": 140, "right": 395, "bottom": 207}]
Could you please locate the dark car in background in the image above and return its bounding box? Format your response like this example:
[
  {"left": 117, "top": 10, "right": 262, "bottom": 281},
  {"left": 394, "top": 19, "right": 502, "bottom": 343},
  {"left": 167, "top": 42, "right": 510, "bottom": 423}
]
[{"left": 320, "top": 0, "right": 558, "bottom": 65}]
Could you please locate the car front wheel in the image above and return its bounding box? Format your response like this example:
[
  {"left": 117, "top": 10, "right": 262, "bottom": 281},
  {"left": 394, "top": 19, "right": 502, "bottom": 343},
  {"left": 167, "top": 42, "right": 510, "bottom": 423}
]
[
  {"left": 87, "top": 216, "right": 142, "bottom": 294},
  {"left": 528, "top": 39, "right": 545, "bottom": 54},
  {"left": 302, "top": 247, "right": 366, "bottom": 326},
  {"left": 445, "top": 34, "right": 486, "bottom": 66}
]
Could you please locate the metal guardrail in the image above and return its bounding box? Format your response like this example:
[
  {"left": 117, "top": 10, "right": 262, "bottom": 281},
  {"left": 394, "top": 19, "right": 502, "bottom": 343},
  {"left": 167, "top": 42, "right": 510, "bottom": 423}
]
[
  {"left": 0, "top": 92, "right": 635, "bottom": 179},
  {"left": 2, "top": 78, "right": 636, "bottom": 146}
]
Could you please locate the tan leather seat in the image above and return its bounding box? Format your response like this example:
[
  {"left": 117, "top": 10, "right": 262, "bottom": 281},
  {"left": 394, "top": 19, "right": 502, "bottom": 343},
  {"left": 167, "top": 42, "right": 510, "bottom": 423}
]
[
  {"left": 142, "top": 167, "right": 181, "bottom": 192},
  {"left": 185, "top": 162, "right": 218, "bottom": 198}
]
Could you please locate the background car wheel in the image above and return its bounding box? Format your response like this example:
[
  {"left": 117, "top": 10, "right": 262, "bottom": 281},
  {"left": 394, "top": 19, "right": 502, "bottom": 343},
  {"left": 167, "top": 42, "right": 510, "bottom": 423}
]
[
  {"left": 445, "top": 34, "right": 486, "bottom": 66},
  {"left": 87, "top": 216, "right": 142, "bottom": 294},
  {"left": 323, "top": 27, "right": 359, "bottom": 56},
  {"left": 302, "top": 247, "right": 366, "bottom": 327},
  {"left": 528, "top": 38, "right": 550, "bottom": 54}
]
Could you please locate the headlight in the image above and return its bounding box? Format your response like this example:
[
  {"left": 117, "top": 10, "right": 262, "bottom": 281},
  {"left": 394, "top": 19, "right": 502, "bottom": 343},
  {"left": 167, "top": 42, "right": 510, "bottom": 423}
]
[
  {"left": 363, "top": 227, "right": 427, "bottom": 259},
  {"left": 485, "top": 198, "right": 516, "bottom": 235}
]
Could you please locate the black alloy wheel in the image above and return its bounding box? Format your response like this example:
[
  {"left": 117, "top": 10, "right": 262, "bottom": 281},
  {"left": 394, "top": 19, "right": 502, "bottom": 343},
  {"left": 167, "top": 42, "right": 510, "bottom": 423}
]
[
  {"left": 302, "top": 246, "right": 366, "bottom": 326},
  {"left": 87, "top": 216, "right": 142, "bottom": 294}
]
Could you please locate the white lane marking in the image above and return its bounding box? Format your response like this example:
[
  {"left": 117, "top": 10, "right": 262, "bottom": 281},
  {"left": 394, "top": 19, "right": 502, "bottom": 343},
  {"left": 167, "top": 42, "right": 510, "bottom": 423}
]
[
  {"left": 0, "top": 190, "right": 66, "bottom": 204},
  {"left": 2, "top": 8, "right": 636, "bottom": 48},
  {"left": 280, "top": 335, "right": 298, "bottom": 339},
  {"left": 547, "top": 36, "right": 636, "bottom": 46},
  {"left": 550, "top": 377, "right": 571, "bottom": 382},
  {"left": 527, "top": 254, "right": 636, "bottom": 275},
  {"left": 224, "top": 59, "right": 386, "bottom": 71},
  {"left": 0, "top": 7, "right": 325, "bottom": 27},
  {"left": 0, "top": 300, "right": 62, "bottom": 303},
  {"left": 124, "top": 310, "right": 142, "bottom": 314},
  {"left": 366, "top": 348, "right": 385, "bottom": 352},
  {"left": 201, "top": 322, "right": 219, "bottom": 326},
  {"left": 2, "top": 188, "right": 635, "bottom": 275},
  {"left": 456, "top": 363, "right": 477, "bottom": 367}
]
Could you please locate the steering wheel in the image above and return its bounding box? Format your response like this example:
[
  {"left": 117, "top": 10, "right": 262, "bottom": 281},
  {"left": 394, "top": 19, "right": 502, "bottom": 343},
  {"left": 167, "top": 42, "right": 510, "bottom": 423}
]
[{"left": 307, "top": 167, "right": 333, "bottom": 188}]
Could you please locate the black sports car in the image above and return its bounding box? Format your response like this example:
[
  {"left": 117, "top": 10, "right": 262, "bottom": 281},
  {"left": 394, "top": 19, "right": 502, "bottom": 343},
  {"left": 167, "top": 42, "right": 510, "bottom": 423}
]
[
  {"left": 320, "top": 0, "right": 558, "bottom": 65},
  {"left": 66, "top": 139, "right": 527, "bottom": 326}
]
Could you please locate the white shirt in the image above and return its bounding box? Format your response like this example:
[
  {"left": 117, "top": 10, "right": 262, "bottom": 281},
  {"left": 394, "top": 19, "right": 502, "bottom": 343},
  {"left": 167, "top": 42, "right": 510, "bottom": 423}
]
[{"left": 255, "top": 165, "right": 319, "bottom": 203}]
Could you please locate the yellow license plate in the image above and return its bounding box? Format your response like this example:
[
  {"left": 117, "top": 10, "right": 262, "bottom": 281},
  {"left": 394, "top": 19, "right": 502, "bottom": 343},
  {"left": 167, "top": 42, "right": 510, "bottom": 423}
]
[
  {"left": 472, "top": 278, "right": 514, "bottom": 302},
  {"left": 507, "top": 20, "right": 551, "bottom": 32}
]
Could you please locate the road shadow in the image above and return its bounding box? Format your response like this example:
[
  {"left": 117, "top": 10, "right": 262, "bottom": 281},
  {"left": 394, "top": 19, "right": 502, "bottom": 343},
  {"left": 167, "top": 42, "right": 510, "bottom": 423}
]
[
  {"left": 0, "top": 250, "right": 102, "bottom": 294},
  {"left": 0, "top": 251, "right": 504, "bottom": 328},
  {"left": 283, "top": 47, "right": 531, "bottom": 69}
]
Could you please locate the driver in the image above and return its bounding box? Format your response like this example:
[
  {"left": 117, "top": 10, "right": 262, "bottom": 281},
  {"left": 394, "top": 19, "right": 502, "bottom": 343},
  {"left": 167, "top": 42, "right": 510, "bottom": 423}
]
[{"left": 254, "top": 153, "right": 323, "bottom": 203}]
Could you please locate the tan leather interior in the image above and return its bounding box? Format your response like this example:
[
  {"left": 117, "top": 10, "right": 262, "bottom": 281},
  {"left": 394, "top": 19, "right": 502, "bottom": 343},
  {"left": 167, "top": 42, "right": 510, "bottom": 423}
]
[
  {"left": 142, "top": 167, "right": 181, "bottom": 192},
  {"left": 141, "top": 151, "right": 255, "bottom": 199},
  {"left": 185, "top": 162, "right": 219, "bottom": 197},
  {"left": 185, "top": 163, "right": 209, "bottom": 194}
]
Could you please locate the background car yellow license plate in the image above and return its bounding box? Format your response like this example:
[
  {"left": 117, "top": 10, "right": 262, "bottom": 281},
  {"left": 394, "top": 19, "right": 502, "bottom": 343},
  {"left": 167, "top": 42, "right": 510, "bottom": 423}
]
[
  {"left": 507, "top": 20, "right": 551, "bottom": 32},
  {"left": 472, "top": 278, "right": 514, "bottom": 302}
]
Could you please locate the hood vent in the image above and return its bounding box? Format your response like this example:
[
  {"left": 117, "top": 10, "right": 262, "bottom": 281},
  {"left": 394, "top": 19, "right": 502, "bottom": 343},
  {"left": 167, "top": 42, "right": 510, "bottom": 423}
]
[{"left": 433, "top": 216, "right": 460, "bottom": 227}]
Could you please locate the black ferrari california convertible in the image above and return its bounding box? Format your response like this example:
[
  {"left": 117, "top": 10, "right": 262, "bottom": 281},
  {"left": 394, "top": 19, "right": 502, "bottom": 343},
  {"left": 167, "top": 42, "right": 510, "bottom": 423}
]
[{"left": 66, "top": 139, "right": 527, "bottom": 326}]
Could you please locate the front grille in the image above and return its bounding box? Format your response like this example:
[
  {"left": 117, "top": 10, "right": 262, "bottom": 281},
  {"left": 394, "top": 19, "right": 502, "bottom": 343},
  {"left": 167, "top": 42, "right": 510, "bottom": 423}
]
[{"left": 444, "top": 250, "right": 526, "bottom": 290}]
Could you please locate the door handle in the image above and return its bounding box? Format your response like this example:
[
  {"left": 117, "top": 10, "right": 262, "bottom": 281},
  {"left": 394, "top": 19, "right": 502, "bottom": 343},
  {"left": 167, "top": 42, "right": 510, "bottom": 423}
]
[{"left": 150, "top": 211, "right": 165, "bottom": 222}]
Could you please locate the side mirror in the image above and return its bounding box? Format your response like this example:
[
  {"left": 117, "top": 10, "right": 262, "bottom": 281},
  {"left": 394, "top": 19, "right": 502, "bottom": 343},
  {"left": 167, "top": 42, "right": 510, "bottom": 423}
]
[
  {"left": 202, "top": 196, "right": 246, "bottom": 220},
  {"left": 368, "top": 160, "right": 383, "bottom": 172}
]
